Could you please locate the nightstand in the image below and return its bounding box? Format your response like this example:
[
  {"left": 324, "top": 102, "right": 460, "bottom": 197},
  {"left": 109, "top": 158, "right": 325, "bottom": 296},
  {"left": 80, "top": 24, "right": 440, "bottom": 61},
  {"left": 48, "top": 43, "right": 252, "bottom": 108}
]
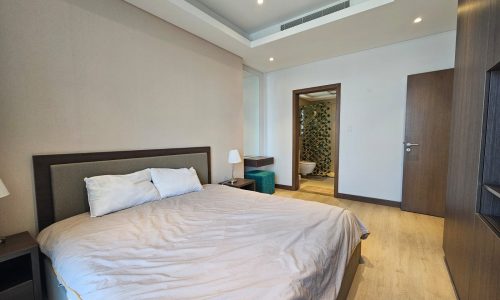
[
  {"left": 220, "top": 178, "right": 256, "bottom": 191},
  {"left": 0, "top": 232, "right": 42, "bottom": 300}
]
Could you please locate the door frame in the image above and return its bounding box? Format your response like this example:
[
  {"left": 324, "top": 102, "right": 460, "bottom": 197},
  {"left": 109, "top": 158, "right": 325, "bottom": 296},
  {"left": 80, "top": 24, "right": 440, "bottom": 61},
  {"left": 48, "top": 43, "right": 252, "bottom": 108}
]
[{"left": 292, "top": 83, "right": 341, "bottom": 195}]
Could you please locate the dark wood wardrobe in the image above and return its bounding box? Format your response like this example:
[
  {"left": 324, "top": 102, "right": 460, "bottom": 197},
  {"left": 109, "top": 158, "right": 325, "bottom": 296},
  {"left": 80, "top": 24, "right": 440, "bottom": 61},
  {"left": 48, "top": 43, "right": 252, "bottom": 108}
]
[{"left": 443, "top": 0, "right": 500, "bottom": 299}]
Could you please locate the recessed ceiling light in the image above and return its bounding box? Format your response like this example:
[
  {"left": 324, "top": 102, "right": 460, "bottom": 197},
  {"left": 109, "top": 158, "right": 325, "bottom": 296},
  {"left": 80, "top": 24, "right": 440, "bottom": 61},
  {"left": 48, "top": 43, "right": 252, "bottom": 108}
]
[
  {"left": 269, "top": 57, "right": 274, "bottom": 62},
  {"left": 413, "top": 17, "right": 423, "bottom": 24},
  {"left": 257, "top": 0, "right": 264, "bottom": 5}
]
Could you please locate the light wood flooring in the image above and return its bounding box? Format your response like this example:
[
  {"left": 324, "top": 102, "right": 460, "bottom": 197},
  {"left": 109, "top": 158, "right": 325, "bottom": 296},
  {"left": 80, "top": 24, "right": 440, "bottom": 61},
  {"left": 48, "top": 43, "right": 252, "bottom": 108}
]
[{"left": 275, "top": 180, "right": 456, "bottom": 300}]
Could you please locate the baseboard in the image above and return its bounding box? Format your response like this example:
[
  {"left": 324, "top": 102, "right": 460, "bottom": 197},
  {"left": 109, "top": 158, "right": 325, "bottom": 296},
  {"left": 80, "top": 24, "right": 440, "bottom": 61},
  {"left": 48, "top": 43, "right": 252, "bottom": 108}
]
[
  {"left": 275, "top": 184, "right": 294, "bottom": 190},
  {"left": 274, "top": 185, "right": 401, "bottom": 207},
  {"left": 336, "top": 193, "right": 401, "bottom": 208}
]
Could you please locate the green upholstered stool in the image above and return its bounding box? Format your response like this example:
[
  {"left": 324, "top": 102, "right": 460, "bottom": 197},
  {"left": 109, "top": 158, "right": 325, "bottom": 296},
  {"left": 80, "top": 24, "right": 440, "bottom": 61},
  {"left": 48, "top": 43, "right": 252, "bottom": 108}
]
[{"left": 244, "top": 170, "right": 275, "bottom": 194}]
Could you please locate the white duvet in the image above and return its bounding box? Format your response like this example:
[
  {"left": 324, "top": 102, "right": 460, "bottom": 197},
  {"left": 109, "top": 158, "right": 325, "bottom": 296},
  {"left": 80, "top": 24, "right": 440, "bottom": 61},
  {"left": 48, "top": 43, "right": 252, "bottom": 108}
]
[{"left": 38, "top": 184, "right": 368, "bottom": 300}]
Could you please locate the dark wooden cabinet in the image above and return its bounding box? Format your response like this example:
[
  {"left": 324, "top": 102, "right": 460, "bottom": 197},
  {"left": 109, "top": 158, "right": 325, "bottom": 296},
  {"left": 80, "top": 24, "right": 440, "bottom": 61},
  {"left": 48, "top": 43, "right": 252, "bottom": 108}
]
[
  {"left": 443, "top": 0, "right": 490, "bottom": 298},
  {"left": 243, "top": 156, "right": 274, "bottom": 167},
  {"left": 468, "top": 215, "right": 500, "bottom": 300},
  {"left": 219, "top": 178, "right": 256, "bottom": 191},
  {"left": 481, "top": 68, "right": 500, "bottom": 233},
  {"left": 444, "top": 0, "right": 500, "bottom": 299},
  {"left": 0, "top": 232, "right": 42, "bottom": 300}
]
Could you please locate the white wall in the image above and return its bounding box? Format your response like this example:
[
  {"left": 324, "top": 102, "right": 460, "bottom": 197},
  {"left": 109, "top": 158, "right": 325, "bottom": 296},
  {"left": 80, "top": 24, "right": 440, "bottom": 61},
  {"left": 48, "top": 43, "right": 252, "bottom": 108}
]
[
  {"left": 243, "top": 74, "right": 260, "bottom": 156},
  {"left": 265, "top": 31, "right": 456, "bottom": 202},
  {"left": 0, "top": 0, "right": 243, "bottom": 236}
]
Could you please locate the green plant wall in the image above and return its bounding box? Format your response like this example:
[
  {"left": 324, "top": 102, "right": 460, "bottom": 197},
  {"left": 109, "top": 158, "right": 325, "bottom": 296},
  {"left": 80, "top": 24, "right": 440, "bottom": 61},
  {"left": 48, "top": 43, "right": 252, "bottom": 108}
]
[{"left": 300, "top": 102, "right": 332, "bottom": 176}]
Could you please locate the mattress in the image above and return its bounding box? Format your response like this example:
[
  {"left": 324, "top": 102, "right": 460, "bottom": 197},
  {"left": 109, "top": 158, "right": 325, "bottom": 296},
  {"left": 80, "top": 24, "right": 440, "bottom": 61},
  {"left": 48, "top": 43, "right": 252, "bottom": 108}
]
[{"left": 38, "top": 184, "right": 368, "bottom": 300}]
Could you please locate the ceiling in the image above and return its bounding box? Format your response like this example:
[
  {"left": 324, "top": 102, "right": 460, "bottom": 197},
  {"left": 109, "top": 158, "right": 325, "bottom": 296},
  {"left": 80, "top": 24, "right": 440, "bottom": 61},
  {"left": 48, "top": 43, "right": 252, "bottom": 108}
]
[
  {"left": 300, "top": 91, "right": 337, "bottom": 101},
  {"left": 195, "top": 0, "right": 338, "bottom": 34},
  {"left": 124, "top": 0, "right": 458, "bottom": 72}
]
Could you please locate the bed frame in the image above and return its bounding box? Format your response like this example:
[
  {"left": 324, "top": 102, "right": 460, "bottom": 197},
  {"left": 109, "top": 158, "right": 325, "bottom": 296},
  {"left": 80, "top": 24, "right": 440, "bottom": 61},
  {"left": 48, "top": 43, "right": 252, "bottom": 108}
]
[
  {"left": 32, "top": 146, "right": 360, "bottom": 300},
  {"left": 33, "top": 147, "right": 212, "bottom": 231}
]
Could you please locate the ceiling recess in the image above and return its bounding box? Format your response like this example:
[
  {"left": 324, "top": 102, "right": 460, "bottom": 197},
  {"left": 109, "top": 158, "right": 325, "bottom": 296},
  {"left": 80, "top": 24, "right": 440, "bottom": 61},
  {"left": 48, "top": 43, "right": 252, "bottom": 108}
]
[{"left": 280, "top": 1, "right": 351, "bottom": 31}]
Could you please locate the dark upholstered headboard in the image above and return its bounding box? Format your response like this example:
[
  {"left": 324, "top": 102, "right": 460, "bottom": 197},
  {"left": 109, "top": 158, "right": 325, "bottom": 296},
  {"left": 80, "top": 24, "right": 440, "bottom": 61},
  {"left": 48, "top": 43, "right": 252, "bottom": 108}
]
[{"left": 33, "top": 147, "right": 211, "bottom": 231}]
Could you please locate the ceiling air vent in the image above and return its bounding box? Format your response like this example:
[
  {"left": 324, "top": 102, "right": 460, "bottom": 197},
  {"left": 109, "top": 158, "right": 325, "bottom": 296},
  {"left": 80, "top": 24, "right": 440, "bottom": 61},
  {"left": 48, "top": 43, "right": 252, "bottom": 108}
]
[{"left": 280, "top": 1, "right": 350, "bottom": 31}]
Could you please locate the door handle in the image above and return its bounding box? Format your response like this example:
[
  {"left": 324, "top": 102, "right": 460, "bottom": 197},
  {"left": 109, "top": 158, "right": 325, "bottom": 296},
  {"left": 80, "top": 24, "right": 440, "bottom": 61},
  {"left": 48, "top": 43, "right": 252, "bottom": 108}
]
[
  {"left": 404, "top": 142, "right": 420, "bottom": 152},
  {"left": 404, "top": 142, "right": 420, "bottom": 147}
]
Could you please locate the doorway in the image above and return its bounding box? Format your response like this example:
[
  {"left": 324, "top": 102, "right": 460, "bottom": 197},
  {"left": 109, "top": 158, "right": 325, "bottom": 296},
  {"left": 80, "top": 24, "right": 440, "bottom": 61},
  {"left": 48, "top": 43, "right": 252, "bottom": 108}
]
[{"left": 292, "top": 84, "right": 341, "bottom": 196}]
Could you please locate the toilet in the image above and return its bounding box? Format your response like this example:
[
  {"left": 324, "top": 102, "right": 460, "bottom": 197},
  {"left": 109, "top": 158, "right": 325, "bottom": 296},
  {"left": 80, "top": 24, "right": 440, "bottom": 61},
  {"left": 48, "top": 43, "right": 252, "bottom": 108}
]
[{"left": 299, "top": 161, "right": 316, "bottom": 176}]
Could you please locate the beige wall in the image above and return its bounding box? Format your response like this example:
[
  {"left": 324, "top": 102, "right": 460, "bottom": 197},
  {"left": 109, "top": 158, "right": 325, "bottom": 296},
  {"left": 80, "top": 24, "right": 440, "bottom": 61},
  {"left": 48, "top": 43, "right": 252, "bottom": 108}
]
[{"left": 0, "top": 0, "right": 243, "bottom": 236}]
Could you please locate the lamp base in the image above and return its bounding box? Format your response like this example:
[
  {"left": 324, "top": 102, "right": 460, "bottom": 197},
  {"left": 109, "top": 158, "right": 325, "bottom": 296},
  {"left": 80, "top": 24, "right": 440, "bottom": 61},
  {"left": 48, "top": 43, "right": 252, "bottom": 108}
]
[{"left": 230, "top": 164, "right": 238, "bottom": 184}]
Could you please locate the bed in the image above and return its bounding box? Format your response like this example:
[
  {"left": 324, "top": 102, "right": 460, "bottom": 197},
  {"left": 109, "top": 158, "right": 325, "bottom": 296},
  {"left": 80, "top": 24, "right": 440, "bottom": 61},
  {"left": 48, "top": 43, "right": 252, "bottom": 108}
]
[{"left": 33, "top": 147, "right": 368, "bottom": 300}]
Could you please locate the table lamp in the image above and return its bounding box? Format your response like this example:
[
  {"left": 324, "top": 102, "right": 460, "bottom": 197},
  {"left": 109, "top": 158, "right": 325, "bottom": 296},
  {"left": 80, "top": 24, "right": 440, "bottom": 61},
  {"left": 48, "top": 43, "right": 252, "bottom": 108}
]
[
  {"left": 0, "top": 179, "right": 10, "bottom": 245},
  {"left": 228, "top": 149, "right": 242, "bottom": 184}
]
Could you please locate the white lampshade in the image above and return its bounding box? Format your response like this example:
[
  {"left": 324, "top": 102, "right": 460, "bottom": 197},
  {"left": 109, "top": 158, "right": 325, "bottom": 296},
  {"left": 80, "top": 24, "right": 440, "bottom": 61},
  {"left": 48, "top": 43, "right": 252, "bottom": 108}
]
[
  {"left": 0, "top": 179, "right": 9, "bottom": 199},
  {"left": 228, "top": 149, "right": 242, "bottom": 164}
]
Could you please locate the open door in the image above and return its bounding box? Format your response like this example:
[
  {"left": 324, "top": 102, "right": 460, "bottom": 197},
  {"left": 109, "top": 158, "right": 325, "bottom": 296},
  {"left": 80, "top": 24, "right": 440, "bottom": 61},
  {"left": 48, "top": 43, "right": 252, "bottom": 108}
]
[{"left": 402, "top": 69, "right": 454, "bottom": 217}]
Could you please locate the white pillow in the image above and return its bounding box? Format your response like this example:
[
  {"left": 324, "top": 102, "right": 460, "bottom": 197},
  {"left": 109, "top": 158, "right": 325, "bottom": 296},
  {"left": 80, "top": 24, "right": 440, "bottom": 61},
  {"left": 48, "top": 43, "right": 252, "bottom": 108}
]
[
  {"left": 84, "top": 169, "right": 161, "bottom": 217},
  {"left": 150, "top": 167, "right": 203, "bottom": 198}
]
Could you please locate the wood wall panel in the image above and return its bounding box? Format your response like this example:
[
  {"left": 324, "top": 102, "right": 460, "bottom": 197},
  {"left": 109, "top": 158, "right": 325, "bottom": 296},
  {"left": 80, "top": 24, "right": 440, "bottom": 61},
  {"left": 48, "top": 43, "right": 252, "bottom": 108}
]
[
  {"left": 443, "top": 0, "right": 496, "bottom": 299},
  {"left": 443, "top": 0, "right": 490, "bottom": 298},
  {"left": 468, "top": 215, "right": 500, "bottom": 300},
  {"left": 444, "top": 0, "right": 500, "bottom": 299}
]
